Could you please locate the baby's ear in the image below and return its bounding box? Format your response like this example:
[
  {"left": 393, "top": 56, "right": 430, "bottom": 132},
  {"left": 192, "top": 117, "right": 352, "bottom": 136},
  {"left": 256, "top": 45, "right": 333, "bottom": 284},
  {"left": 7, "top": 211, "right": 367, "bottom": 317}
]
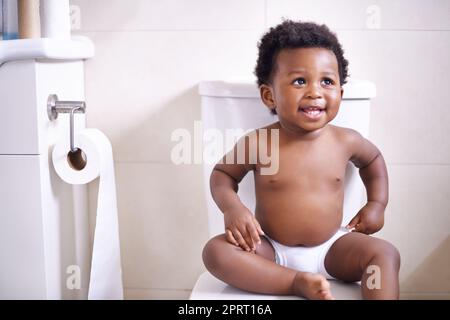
[
  {"left": 260, "top": 84, "right": 276, "bottom": 113},
  {"left": 340, "top": 87, "right": 344, "bottom": 98}
]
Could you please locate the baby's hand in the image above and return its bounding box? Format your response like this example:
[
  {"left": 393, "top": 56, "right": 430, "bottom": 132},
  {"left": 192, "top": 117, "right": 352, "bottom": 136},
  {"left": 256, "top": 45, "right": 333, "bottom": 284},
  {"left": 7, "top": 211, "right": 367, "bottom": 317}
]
[
  {"left": 223, "top": 206, "right": 264, "bottom": 252},
  {"left": 346, "top": 201, "right": 385, "bottom": 234}
]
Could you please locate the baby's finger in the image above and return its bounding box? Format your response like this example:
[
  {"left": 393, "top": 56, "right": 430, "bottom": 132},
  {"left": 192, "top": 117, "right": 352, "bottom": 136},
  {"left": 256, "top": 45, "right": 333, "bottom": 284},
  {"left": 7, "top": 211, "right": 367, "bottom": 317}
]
[
  {"left": 246, "top": 223, "right": 261, "bottom": 248},
  {"left": 233, "top": 229, "right": 251, "bottom": 252},
  {"left": 240, "top": 227, "right": 255, "bottom": 251},
  {"left": 253, "top": 218, "right": 265, "bottom": 236},
  {"left": 225, "top": 229, "right": 239, "bottom": 246},
  {"left": 347, "top": 215, "right": 361, "bottom": 230},
  {"left": 353, "top": 222, "right": 366, "bottom": 233}
]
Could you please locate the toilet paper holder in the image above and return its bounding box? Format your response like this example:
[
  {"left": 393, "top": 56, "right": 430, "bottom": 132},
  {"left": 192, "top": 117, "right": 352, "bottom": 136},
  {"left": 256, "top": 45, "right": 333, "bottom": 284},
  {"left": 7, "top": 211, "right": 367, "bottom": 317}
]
[{"left": 47, "top": 94, "right": 86, "bottom": 153}]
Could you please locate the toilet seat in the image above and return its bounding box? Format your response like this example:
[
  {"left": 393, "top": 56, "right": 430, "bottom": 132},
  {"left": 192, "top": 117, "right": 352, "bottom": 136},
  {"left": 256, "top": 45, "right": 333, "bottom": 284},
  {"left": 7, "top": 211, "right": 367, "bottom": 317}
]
[{"left": 190, "top": 272, "right": 362, "bottom": 300}]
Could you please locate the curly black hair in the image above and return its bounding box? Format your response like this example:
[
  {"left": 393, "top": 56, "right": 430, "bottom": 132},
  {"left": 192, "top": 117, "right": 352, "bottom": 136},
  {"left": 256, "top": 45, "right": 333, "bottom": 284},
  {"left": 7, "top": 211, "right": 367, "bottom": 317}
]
[{"left": 254, "top": 20, "right": 349, "bottom": 87}]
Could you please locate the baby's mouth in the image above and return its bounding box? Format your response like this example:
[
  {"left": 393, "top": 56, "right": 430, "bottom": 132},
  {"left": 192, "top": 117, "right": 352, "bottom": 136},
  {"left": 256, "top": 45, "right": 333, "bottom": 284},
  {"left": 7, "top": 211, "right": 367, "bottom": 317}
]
[{"left": 298, "top": 106, "right": 325, "bottom": 118}]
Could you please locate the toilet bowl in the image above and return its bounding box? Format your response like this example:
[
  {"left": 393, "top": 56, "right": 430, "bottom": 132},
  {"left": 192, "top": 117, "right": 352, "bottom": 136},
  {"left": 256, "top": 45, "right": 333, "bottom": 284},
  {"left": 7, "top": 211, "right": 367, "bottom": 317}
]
[{"left": 191, "top": 79, "right": 376, "bottom": 300}]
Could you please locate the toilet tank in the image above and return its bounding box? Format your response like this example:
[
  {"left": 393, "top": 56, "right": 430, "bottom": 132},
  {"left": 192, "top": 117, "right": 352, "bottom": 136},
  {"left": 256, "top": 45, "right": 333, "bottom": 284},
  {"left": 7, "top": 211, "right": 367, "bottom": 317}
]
[{"left": 199, "top": 79, "right": 376, "bottom": 238}]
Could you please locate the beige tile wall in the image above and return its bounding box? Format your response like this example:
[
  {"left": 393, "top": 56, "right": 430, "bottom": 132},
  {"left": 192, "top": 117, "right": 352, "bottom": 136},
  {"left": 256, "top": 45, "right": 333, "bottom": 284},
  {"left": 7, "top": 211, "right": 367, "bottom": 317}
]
[{"left": 71, "top": 0, "right": 450, "bottom": 299}]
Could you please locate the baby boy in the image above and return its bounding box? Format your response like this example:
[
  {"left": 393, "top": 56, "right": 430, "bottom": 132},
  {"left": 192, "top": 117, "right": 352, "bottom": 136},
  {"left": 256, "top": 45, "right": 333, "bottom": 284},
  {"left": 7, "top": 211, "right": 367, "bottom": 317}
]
[{"left": 203, "top": 20, "right": 400, "bottom": 300}]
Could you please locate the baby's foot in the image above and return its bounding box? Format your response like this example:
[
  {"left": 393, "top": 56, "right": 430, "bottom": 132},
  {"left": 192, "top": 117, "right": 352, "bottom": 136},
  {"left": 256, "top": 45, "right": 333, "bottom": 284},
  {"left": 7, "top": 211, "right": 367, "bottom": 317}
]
[{"left": 292, "top": 272, "right": 334, "bottom": 300}]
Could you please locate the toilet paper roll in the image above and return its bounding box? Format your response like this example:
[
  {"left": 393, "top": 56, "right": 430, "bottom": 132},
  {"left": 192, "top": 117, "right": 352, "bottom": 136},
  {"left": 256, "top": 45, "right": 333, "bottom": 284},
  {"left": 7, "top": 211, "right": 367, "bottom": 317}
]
[
  {"left": 52, "top": 128, "right": 123, "bottom": 300},
  {"left": 40, "top": 0, "right": 71, "bottom": 39}
]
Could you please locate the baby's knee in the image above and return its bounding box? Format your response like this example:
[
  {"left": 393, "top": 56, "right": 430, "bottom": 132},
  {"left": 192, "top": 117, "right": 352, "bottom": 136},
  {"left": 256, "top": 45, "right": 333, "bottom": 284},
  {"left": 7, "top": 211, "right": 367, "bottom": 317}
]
[
  {"left": 202, "top": 234, "right": 229, "bottom": 271},
  {"left": 380, "top": 241, "right": 400, "bottom": 267},
  {"left": 364, "top": 239, "right": 401, "bottom": 268}
]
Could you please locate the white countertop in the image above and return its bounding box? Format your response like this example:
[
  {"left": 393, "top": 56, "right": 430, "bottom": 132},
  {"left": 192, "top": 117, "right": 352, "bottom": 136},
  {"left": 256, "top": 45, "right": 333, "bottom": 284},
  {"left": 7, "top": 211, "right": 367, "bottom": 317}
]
[{"left": 0, "top": 36, "right": 94, "bottom": 64}]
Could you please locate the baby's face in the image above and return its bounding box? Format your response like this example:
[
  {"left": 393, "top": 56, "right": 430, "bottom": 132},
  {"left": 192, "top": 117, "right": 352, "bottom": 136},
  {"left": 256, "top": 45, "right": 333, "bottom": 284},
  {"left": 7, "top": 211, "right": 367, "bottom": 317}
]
[{"left": 266, "top": 47, "right": 342, "bottom": 135}]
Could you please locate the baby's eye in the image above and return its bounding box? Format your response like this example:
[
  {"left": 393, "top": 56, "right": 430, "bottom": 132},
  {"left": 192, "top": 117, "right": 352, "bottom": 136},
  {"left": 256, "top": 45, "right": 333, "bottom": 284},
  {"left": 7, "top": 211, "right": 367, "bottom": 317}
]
[
  {"left": 293, "top": 78, "right": 306, "bottom": 86},
  {"left": 322, "top": 78, "right": 334, "bottom": 86}
]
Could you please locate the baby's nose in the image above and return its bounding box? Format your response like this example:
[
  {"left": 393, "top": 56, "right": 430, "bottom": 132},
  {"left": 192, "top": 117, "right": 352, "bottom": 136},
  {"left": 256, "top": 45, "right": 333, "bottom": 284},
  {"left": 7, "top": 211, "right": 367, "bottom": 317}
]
[{"left": 305, "top": 84, "right": 322, "bottom": 98}]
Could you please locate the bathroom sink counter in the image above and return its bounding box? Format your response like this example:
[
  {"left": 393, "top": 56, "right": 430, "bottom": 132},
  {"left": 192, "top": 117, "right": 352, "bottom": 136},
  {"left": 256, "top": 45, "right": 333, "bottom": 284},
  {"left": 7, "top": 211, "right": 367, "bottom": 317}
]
[{"left": 0, "top": 36, "right": 94, "bottom": 65}]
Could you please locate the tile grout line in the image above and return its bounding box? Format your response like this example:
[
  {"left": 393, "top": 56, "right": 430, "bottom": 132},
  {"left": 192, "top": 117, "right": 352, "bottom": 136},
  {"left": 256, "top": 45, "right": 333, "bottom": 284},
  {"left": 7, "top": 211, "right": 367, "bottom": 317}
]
[{"left": 73, "top": 28, "right": 450, "bottom": 33}]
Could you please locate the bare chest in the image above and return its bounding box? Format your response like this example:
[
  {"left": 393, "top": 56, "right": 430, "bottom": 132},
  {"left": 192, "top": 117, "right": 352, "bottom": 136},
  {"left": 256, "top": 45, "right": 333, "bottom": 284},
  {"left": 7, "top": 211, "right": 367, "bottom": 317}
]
[{"left": 256, "top": 141, "right": 348, "bottom": 191}]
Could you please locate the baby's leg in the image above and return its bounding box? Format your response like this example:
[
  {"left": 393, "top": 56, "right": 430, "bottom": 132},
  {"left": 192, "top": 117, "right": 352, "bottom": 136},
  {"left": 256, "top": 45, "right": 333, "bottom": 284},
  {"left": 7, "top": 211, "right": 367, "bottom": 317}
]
[
  {"left": 203, "top": 234, "right": 333, "bottom": 299},
  {"left": 324, "top": 232, "right": 400, "bottom": 299}
]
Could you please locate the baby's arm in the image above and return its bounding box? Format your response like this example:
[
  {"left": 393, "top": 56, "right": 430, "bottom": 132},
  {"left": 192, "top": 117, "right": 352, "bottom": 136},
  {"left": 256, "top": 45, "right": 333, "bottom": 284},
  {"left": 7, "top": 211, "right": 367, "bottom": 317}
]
[
  {"left": 210, "top": 133, "right": 264, "bottom": 252},
  {"left": 345, "top": 129, "right": 388, "bottom": 234}
]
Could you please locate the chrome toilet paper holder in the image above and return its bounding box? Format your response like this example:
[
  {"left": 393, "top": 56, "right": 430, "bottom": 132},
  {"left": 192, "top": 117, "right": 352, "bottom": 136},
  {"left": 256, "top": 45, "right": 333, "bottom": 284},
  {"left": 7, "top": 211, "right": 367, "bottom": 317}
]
[{"left": 47, "top": 94, "right": 86, "bottom": 153}]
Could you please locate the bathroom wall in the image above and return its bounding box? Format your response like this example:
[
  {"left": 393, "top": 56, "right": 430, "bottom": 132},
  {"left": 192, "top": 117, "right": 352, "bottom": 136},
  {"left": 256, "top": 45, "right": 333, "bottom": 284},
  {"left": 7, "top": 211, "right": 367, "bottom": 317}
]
[{"left": 70, "top": 0, "right": 450, "bottom": 299}]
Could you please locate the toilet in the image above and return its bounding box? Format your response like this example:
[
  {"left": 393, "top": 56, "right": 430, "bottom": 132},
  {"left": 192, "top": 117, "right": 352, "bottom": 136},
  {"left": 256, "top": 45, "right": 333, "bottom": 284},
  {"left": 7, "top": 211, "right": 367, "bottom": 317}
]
[{"left": 190, "top": 79, "right": 376, "bottom": 300}]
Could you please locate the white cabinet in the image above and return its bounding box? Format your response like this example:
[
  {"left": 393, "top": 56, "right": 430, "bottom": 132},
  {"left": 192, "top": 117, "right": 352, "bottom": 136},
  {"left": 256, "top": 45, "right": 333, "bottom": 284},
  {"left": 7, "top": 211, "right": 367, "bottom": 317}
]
[
  {"left": 0, "top": 155, "right": 47, "bottom": 299},
  {"left": 0, "top": 59, "right": 89, "bottom": 299}
]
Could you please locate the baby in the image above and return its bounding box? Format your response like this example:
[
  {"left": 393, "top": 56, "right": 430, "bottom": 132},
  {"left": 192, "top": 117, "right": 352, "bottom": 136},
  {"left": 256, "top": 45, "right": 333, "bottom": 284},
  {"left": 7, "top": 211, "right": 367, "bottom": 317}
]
[{"left": 202, "top": 20, "right": 400, "bottom": 300}]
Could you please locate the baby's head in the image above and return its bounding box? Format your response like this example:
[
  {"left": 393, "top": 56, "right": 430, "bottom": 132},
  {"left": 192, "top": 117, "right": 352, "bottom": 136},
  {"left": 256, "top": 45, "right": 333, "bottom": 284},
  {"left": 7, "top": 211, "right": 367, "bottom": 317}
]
[
  {"left": 254, "top": 20, "right": 348, "bottom": 134},
  {"left": 255, "top": 20, "right": 348, "bottom": 90}
]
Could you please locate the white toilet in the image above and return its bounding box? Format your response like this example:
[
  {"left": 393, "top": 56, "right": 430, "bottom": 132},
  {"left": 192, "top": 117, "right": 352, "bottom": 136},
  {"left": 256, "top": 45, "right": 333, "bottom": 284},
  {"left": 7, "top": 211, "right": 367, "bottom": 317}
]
[{"left": 190, "top": 79, "right": 376, "bottom": 300}]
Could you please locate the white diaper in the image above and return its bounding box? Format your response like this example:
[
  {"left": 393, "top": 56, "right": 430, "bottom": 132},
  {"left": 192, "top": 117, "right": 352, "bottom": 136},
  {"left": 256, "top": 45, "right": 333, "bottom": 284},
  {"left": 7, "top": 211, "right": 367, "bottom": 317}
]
[{"left": 265, "top": 227, "right": 350, "bottom": 279}]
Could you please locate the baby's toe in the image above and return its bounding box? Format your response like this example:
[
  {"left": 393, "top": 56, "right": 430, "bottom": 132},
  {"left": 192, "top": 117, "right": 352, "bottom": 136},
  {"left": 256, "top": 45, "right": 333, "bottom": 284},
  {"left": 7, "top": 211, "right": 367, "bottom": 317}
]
[{"left": 320, "top": 290, "right": 334, "bottom": 300}]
